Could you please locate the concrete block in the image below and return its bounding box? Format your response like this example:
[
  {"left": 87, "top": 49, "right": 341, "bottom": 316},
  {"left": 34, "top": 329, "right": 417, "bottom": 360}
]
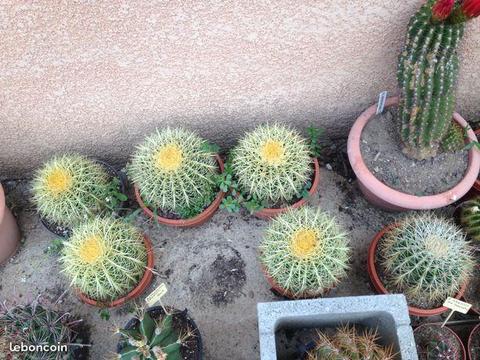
[{"left": 257, "top": 294, "right": 417, "bottom": 360}]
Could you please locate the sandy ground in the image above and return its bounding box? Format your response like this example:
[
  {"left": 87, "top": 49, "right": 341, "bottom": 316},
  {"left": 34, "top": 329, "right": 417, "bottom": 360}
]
[{"left": 0, "top": 168, "right": 407, "bottom": 360}]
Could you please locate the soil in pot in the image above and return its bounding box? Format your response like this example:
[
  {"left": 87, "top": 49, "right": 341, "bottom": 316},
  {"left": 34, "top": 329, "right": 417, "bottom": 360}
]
[
  {"left": 414, "top": 324, "right": 465, "bottom": 360},
  {"left": 118, "top": 307, "right": 202, "bottom": 360},
  {"left": 360, "top": 108, "right": 468, "bottom": 196}
]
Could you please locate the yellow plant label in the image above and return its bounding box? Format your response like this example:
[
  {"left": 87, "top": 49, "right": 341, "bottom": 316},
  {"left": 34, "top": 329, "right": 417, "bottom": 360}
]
[
  {"left": 145, "top": 283, "right": 168, "bottom": 307},
  {"left": 443, "top": 297, "right": 471, "bottom": 314}
]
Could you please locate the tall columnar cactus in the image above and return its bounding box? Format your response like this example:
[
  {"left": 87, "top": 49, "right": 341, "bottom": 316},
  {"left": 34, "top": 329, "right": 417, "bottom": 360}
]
[
  {"left": 259, "top": 206, "right": 350, "bottom": 297},
  {"left": 60, "top": 218, "right": 148, "bottom": 302},
  {"left": 306, "top": 326, "right": 396, "bottom": 360},
  {"left": 460, "top": 196, "right": 480, "bottom": 242},
  {"left": 380, "top": 213, "right": 474, "bottom": 308},
  {"left": 397, "top": 0, "right": 480, "bottom": 160}
]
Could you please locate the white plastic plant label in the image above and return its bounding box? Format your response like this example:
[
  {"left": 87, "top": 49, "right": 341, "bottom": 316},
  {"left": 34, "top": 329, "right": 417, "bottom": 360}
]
[
  {"left": 376, "top": 91, "right": 388, "bottom": 115},
  {"left": 145, "top": 283, "right": 168, "bottom": 307},
  {"left": 443, "top": 297, "right": 471, "bottom": 314}
]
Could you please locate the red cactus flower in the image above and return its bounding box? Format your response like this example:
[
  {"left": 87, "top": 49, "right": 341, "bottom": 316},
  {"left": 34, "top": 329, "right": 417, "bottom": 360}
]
[
  {"left": 432, "top": 0, "right": 455, "bottom": 21},
  {"left": 462, "top": 0, "right": 480, "bottom": 18}
]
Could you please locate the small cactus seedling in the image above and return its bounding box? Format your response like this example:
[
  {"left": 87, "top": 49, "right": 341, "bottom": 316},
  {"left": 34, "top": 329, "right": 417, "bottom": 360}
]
[
  {"left": 397, "top": 0, "right": 480, "bottom": 160},
  {"left": 306, "top": 325, "right": 396, "bottom": 360},
  {"left": 380, "top": 213, "right": 474, "bottom": 308},
  {"left": 442, "top": 122, "right": 465, "bottom": 152},
  {"left": 460, "top": 196, "right": 480, "bottom": 242},
  {"left": 128, "top": 128, "right": 219, "bottom": 218},
  {"left": 259, "top": 206, "right": 350, "bottom": 297},
  {"left": 231, "top": 123, "right": 312, "bottom": 205},
  {"left": 60, "top": 217, "right": 148, "bottom": 302},
  {"left": 116, "top": 308, "right": 194, "bottom": 360},
  {"left": 32, "top": 154, "right": 112, "bottom": 227},
  {"left": 415, "top": 324, "right": 463, "bottom": 360}
]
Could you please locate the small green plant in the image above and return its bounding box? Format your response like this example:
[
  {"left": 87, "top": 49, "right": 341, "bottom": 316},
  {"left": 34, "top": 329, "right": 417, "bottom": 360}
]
[
  {"left": 380, "top": 213, "right": 474, "bottom": 308},
  {"left": 44, "top": 238, "right": 65, "bottom": 256},
  {"left": 116, "top": 308, "right": 194, "bottom": 360},
  {"left": 306, "top": 325, "right": 396, "bottom": 360},
  {"left": 128, "top": 128, "right": 219, "bottom": 218},
  {"left": 32, "top": 154, "right": 114, "bottom": 227},
  {"left": 460, "top": 196, "right": 480, "bottom": 242},
  {"left": 0, "top": 301, "right": 81, "bottom": 360},
  {"left": 231, "top": 123, "right": 312, "bottom": 206},
  {"left": 306, "top": 126, "right": 325, "bottom": 158},
  {"left": 415, "top": 324, "right": 462, "bottom": 360},
  {"left": 259, "top": 206, "right": 350, "bottom": 297},
  {"left": 60, "top": 217, "right": 148, "bottom": 302},
  {"left": 442, "top": 122, "right": 466, "bottom": 152}
]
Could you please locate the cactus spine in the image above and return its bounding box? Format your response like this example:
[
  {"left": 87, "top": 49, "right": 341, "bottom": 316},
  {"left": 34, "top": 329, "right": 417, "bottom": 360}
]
[{"left": 397, "top": 0, "right": 465, "bottom": 160}]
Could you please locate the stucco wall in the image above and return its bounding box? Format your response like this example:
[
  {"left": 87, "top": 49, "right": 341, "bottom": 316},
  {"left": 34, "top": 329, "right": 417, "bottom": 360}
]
[{"left": 1, "top": 1, "right": 479, "bottom": 178}]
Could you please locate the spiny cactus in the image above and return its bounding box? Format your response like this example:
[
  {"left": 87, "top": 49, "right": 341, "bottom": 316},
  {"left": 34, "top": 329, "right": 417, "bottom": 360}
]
[
  {"left": 60, "top": 218, "right": 148, "bottom": 302},
  {"left": 259, "top": 206, "right": 350, "bottom": 297},
  {"left": 116, "top": 308, "right": 194, "bottom": 360},
  {"left": 380, "top": 213, "right": 474, "bottom": 308},
  {"left": 442, "top": 121, "right": 465, "bottom": 152},
  {"left": 231, "top": 123, "right": 312, "bottom": 204},
  {"left": 460, "top": 197, "right": 480, "bottom": 242},
  {"left": 397, "top": 0, "right": 479, "bottom": 160},
  {"left": 128, "top": 128, "right": 219, "bottom": 218},
  {"left": 32, "top": 154, "right": 112, "bottom": 227},
  {"left": 415, "top": 324, "right": 462, "bottom": 360},
  {"left": 0, "top": 302, "right": 79, "bottom": 360},
  {"left": 306, "top": 325, "right": 396, "bottom": 360}
]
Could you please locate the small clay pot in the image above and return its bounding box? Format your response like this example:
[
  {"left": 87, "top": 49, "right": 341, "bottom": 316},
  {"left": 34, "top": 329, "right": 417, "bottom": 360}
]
[
  {"left": 0, "top": 183, "right": 21, "bottom": 265},
  {"left": 76, "top": 235, "right": 154, "bottom": 308},
  {"left": 414, "top": 323, "right": 466, "bottom": 360},
  {"left": 468, "top": 323, "right": 480, "bottom": 360},
  {"left": 253, "top": 158, "right": 320, "bottom": 220},
  {"left": 134, "top": 155, "right": 225, "bottom": 228},
  {"left": 367, "top": 224, "right": 468, "bottom": 317},
  {"left": 347, "top": 96, "right": 480, "bottom": 211},
  {"left": 117, "top": 306, "right": 203, "bottom": 360}
]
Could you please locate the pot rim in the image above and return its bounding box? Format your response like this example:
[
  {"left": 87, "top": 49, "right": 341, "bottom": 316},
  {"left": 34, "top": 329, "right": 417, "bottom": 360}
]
[
  {"left": 367, "top": 223, "right": 468, "bottom": 317},
  {"left": 414, "top": 323, "right": 466, "bottom": 360},
  {"left": 347, "top": 96, "right": 480, "bottom": 210},
  {"left": 76, "top": 234, "right": 154, "bottom": 308},
  {"left": 134, "top": 154, "right": 225, "bottom": 228}
]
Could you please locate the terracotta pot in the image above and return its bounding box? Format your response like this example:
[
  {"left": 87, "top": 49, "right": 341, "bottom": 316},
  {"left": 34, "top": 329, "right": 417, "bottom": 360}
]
[
  {"left": 77, "top": 235, "right": 154, "bottom": 308},
  {"left": 414, "top": 323, "right": 466, "bottom": 360},
  {"left": 0, "top": 183, "right": 20, "bottom": 265},
  {"left": 367, "top": 224, "right": 468, "bottom": 317},
  {"left": 468, "top": 323, "right": 480, "bottom": 360},
  {"left": 347, "top": 96, "right": 480, "bottom": 211},
  {"left": 261, "top": 265, "right": 330, "bottom": 300},
  {"left": 253, "top": 158, "right": 320, "bottom": 220},
  {"left": 134, "top": 155, "right": 225, "bottom": 228}
]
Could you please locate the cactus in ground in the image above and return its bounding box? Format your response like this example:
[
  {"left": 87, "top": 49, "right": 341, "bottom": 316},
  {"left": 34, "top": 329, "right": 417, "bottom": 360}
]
[
  {"left": 32, "top": 154, "right": 112, "bottom": 227},
  {"left": 60, "top": 218, "right": 148, "bottom": 302},
  {"left": 306, "top": 325, "right": 396, "bottom": 360},
  {"left": 397, "top": 0, "right": 480, "bottom": 160},
  {"left": 259, "top": 206, "right": 350, "bottom": 297},
  {"left": 0, "top": 302, "right": 79, "bottom": 360},
  {"left": 415, "top": 324, "right": 462, "bottom": 360},
  {"left": 460, "top": 197, "right": 480, "bottom": 242},
  {"left": 380, "top": 213, "right": 474, "bottom": 308},
  {"left": 117, "top": 308, "right": 194, "bottom": 360},
  {"left": 128, "top": 128, "right": 218, "bottom": 218},
  {"left": 231, "top": 123, "right": 312, "bottom": 204}
]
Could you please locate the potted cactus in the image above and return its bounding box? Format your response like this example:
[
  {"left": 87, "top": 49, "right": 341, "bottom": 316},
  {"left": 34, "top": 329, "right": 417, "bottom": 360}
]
[
  {"left": 459, "top": 196, "right": 480, "bottom": 244},
  {"left": 367, "top": 213, "right": 474, "bottom": 317},
  {"left": 414, "top": 324, "right": 466, "bottom": 360},
  {"left": 259, "top": 206, "right": 350, "bottom": 299},
  {"left": 60, "top": 217, "right": 154, "bottom": 308},
  {"left": 116, "top": 306, "right": 202, "bottom": 360},
  {"left": 347, "top": 0, "right": 480, "bottom": 211},
  {"left": 225, "top": 123, "right": 320, "bottom": 219},
  {"left": 128, "top": 128, "right": 224, "bottom": 227},
  {"left": 468, "top": 323, "right": 480, "bottom": 360},
  {"left": 0, "top": 300, "right": 89, "bottom": 359},
  {"left": 32, "top": 154, "right": 127, "bottom": 237},
  {"left": 0, "top": 182, "right": 20, "bottom": 265},
  {"left": 304, "top": 325, "right": 397, "bottom": 359}
]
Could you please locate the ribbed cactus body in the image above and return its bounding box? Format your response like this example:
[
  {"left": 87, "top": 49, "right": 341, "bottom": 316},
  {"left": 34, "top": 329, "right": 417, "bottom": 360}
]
[
  {"left": 460, "top": 197, "right": 480, "bottom": 242},
  {"left": 397, "top": 1, "right": 465, "bottom": 160}
]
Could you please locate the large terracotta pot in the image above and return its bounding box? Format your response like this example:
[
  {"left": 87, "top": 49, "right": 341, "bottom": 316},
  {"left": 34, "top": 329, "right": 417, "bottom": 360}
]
[
  {"left": 0, "top": 183, "right": 20, "bottom": 265},
  {"left": 367, "top": 224, "right": 468, "bottom": 317},
  {"left": 347, "top": 96, "right": 480, "bottom": 211}
]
